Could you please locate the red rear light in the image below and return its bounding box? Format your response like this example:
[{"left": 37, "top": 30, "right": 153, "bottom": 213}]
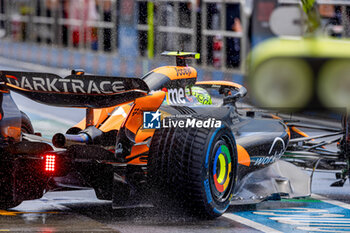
[{"left": 45, "top": 154, "right": 56, "bottom": 172}]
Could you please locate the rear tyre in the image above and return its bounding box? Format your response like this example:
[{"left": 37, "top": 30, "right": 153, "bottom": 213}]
[
  {"left": 148, "top": 120, "right": 237, "bottom": 218},
  {"left": 0, "top": 112, "right": 33, "bottom": 209},
  {"left": 0, "top": 163, "right": 22, "bottom": 209}
]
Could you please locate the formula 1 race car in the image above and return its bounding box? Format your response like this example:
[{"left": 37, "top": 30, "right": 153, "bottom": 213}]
[{"left": 0, "top": 52, "right": 348, "bottom": 218}]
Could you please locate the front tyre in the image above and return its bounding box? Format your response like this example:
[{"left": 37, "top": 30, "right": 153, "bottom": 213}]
[{"left": 148, "top": 122, "right": 237, "bottom": 218}]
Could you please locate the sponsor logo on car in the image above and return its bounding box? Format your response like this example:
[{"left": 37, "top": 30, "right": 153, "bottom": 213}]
[
  {"left": 161, "top": 87, "right": 186, "bottom": 105},
  {"left": 5, "top": 75, "right": 125, "bottom": 94},
  {"left": 143, "top": 111, "right": 222, "bottom": 129},
  {"left": 174, "top": 67, "right": 192, "bottom": 76},
  {"left": 254, "top": 137, "right": 286, "bottom": 165}
]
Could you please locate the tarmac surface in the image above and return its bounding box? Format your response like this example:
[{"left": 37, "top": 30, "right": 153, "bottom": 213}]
[
  {"left": 1, "top": 172, "right": 350, "bottom": 233},
  {"left": 1, "top": 57, "right": 350, "bottom": 232}
]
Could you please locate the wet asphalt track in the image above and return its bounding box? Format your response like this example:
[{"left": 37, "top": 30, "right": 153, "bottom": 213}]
[
  {"left": 1, "top": 172, "right": 350, "bottom": 233},
  {"left": 2, "top": 57, "right": 350, "bottom": 232}
]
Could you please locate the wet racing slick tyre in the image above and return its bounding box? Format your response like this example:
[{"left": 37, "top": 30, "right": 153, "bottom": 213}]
[
  {"left": 0, "top": 112, "right": 33, "bottom": 209},
  {"left": 148, "top": 120, "right": 237, "bottom": 219}
]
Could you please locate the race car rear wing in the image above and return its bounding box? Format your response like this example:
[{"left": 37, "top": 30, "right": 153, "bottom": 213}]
[{"left": 0, "top": 70, "right": 150, "bottom": 108}]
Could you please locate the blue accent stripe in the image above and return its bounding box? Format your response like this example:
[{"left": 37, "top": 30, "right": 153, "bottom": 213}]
[
  {"left": 213, "top": 146, "right": 222, "bottom": 175},
  {"left": 213, "top": 208, "right": 221, "bottom": 214},
  {"left": 205, "top": 126, "right": 224, "bottom": 169},
  {"left": 204, "top": 179, "right": 212, "bottom": 204}
]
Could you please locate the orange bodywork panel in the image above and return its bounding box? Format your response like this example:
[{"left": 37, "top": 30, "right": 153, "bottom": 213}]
[
  {"left": 152, "top": 66, "right": 197, "bottom": 80},
  {"left": 196, "top": 80, "right": 243, "bottom": 89},
  {"left": 2, "top": 126, "right": 21, "bottom": 140},
  {"left": 270, "top": 114, "right": 282, "bottom": 120},
  {"left": 99, "top": 104, "right": 132, "bottom": 132},
  {"left": 286, "top": 127, "right": 291, "bottom": 139},
  {"left": 291, "top": 126, "right": 310, "bottom": 138},
  {"left": 127, "top": 157, "right": 147, "bottom": 165},
  {"left": 290, "top": 126, "right": 321, "bottom": 147},
  {"left": 5, "top": 74, "right": 18, "bottom": 81},
  {"left": 75, "top": 107, "right": 116, "bottom": 130},
  {"left": 5, "top": 126, "right": 21, "bottom": 138},
  {"left": 237, "top": 144, "right": 251, "bottom": 167},
  {"left": 135, "top": 129, "right": 155, "bottom": 143},
  {"left": 124, "top": 91, "right": 165, "bottom": 164},
  {"left": 127, "top": 129, "right": 156, "bottom": 163},
  {"left": 0, "top": 89, "right": 9, "bottom": 93},
  {"left": 123, "top": 91, "right": 165, "bottom": 135}
]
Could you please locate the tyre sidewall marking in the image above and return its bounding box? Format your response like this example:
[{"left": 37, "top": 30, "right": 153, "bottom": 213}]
[{"left": 203, "top": 126, "right": 237, "bottom": 214}]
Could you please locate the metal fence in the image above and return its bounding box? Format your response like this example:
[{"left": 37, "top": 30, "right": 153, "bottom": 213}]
[
  {"left": 0, "top": 0, "right": 349, "bottom": 74},
  {"left": 136, "top": 0, "right": 248, "bottom": 73},
  {"left": 0, "top": 0, "right": 118, "bottom": 52},
  {"left": 0, "top": 0, "right": 249, "bottom": 73}
]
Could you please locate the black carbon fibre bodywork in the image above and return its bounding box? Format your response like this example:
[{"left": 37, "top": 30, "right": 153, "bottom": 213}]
[
  {"left": 142, "top": 71, "right": 196, "bottom": 90},
  {"left": 0, "top": 92, "right": 21, "bottom": 145}
]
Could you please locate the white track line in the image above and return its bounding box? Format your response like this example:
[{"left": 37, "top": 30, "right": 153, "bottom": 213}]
[
  {"left": 312, "top": 194, "right": 350, "bottom": 210},
  {"left": 223, "top": 195, "right": 350, "bottom": 233},
  {"left": 223, "top": 213, "right": 283, "bottom": 233}
]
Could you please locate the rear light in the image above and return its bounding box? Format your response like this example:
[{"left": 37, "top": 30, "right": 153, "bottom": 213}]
[{"left": 45, "top": 154, "right": 56, "bottom": 172}]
